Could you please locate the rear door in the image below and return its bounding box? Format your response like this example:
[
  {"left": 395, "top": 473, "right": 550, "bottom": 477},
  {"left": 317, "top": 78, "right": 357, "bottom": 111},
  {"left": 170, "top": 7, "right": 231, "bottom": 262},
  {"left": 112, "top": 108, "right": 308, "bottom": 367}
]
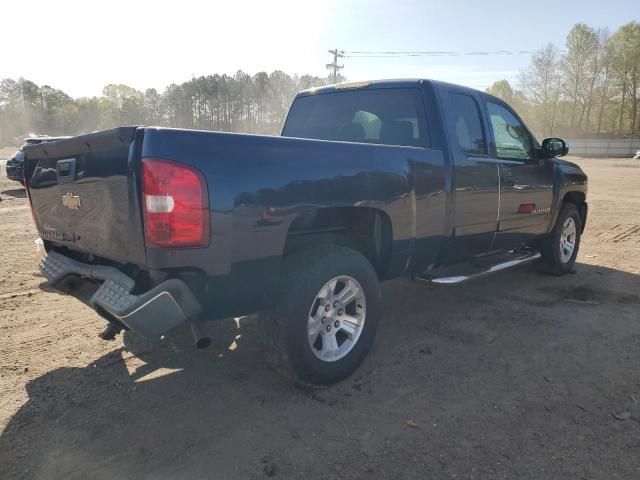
[
  {"left": 24, "top": 127, "right": 147, "bottom": 265},
  {"left": 441, "top": 89, "right": 499, "bottom": 261},
  {"left": 483, "top": 100, "right": 554, "bottom": 250}
]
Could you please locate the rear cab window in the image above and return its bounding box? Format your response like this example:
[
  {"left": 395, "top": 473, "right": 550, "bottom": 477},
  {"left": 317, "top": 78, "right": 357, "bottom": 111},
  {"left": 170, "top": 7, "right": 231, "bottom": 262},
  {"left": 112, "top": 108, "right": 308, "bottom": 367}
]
[
  {"left": 449, "top": 92, "right": 487, "bottom": 156},
  {"left": 282, "top": 88, "right": 428, "bottom": 147}
]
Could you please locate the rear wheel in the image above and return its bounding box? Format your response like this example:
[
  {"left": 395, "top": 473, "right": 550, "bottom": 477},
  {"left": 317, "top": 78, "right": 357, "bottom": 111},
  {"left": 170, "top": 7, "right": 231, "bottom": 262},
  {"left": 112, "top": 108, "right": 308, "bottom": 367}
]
[
  {"left": 540, "top": 203, "right": 582, "bottom": 275},
  {"left": 259, "top": 245, "right": 381, "bottom": 386}
]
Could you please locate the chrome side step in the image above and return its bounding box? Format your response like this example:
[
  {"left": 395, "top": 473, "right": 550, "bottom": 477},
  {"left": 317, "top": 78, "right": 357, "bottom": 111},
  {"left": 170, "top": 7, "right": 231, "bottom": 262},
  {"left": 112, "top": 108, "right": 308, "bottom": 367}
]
[{"left": 417, "top": 251, "right": 541, "bottom": 285}]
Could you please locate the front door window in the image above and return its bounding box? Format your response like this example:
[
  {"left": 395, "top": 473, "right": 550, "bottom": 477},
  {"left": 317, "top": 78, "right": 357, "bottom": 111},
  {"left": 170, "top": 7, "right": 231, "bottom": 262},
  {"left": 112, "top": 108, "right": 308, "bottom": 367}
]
[{"left": 487, "top": 101, "right": 533, "bottom": 161}]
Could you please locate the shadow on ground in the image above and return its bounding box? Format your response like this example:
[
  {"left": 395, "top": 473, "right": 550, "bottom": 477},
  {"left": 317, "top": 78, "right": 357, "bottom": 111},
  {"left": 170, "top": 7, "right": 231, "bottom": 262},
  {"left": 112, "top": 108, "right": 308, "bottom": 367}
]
[
  {"left": 1, "top": 188, "right": 26, "bottom": 198},
  {"left": 2, "top": 263, "right": 640, "bottom": 479}
]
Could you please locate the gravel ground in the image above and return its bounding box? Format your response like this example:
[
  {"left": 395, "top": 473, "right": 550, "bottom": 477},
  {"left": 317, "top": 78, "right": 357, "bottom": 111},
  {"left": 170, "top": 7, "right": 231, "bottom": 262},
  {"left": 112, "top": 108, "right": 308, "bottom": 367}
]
[{"left": 0, "top": 156, "right": 639, "bottom": 479}]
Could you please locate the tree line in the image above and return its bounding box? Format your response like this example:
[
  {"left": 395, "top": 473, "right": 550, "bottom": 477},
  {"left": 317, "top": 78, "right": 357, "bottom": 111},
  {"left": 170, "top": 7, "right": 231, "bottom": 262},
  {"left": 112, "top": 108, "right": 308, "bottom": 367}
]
[
  {"left": 1, "top": 21, "right": 638, "bottom": 145},
  {"left": 487, "top": 21, "right": 640, "bottom": 139},
  {"left": 0, "top": 71, "right": 328, "bottom": 144}
]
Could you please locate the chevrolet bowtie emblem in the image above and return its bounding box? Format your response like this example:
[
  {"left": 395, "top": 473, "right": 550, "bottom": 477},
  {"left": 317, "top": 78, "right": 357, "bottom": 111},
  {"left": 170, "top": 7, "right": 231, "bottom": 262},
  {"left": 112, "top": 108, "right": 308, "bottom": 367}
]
[{"left": 62, "top": 193, "right": 81, "bottom": 210}]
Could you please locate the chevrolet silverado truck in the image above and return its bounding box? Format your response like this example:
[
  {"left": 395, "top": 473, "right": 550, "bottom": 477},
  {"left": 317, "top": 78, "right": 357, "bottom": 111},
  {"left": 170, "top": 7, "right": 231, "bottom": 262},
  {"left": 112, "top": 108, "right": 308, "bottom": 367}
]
[{"left": 24, "top": 79, "right": 587, "bottom": 385}]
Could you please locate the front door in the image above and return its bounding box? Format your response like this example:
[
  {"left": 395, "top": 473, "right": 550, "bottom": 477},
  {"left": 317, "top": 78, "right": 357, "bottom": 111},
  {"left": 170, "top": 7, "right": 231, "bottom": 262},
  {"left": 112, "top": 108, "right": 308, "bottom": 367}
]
[{"left": 484, "top": 100, "right": 554, "bottom": 250}]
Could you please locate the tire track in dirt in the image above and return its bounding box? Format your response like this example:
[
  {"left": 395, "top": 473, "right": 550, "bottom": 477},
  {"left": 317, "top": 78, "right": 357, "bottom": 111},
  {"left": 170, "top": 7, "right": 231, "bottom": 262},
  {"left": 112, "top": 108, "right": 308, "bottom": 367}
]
[
  {"left": 595, "top": 224, "right": 640, "bottom": 243},
  {"left": 0, "top": 289, "right": 41, "bottom": 300},
  {"left": 0, "top": 297, "right": 109, "bottom": 373}
]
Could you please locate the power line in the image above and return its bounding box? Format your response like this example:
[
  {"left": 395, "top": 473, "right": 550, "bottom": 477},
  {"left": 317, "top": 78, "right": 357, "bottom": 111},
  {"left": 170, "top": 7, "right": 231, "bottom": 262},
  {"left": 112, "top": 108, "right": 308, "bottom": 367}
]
[
  {"left": 343, "top": 49, "right": 539, "bottom": 58},
  {"left": 328, "top": 48, "right": 554, "bottom": 82},
  {"left": 326, "top": 49, "right": 344, "bottom": 83}
]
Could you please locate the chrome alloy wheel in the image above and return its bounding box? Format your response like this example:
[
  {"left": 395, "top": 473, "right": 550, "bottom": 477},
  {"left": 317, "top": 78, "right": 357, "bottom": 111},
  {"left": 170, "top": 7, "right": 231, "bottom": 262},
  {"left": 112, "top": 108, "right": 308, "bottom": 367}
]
[
  {"left": 307, "top": 275, "right": 367, "bottom": 362},
  {"left": 559, "top": 217, "right": 577, "bottom": 263}
]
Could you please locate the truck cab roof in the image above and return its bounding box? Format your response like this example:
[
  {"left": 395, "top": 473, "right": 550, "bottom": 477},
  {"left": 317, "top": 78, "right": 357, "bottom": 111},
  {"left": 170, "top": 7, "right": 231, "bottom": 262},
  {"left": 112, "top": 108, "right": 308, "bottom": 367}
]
[{"left": 297, "top": 78, "right": 485, "bottom": 98}]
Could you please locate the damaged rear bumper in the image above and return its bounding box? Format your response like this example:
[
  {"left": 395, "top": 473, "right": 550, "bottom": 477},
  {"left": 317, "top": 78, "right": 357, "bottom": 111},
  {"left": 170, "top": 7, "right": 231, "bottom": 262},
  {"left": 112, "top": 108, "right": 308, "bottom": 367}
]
[{"left": 40, "top": 251, "right": 201, "bottom": 338}]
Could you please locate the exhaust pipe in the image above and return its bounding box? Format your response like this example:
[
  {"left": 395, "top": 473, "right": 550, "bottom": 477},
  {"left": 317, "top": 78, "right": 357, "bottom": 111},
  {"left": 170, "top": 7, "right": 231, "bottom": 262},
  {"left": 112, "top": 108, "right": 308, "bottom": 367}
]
[{"left": 190, "top": 321, "right": 211, "bottom": 349}]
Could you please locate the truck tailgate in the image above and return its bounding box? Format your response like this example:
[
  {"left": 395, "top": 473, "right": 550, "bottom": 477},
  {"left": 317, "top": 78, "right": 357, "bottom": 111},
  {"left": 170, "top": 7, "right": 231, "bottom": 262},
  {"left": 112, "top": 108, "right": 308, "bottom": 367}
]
[{"left": 24, "top": 127, "right": 147, "bottom": 265}]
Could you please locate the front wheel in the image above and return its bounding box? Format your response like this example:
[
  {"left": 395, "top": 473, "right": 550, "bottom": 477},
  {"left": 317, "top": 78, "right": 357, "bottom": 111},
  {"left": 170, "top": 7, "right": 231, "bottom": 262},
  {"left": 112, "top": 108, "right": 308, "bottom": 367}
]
[
  {"left": 259, "top": 245, "right": 381, "bottom": 386},
  {"left": 540, "top": 203, "right": 582, "bottom": 275}
]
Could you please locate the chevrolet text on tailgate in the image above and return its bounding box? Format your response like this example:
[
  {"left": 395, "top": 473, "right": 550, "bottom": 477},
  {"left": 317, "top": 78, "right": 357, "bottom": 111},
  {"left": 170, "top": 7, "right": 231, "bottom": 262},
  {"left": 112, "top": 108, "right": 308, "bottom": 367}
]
[{"left": 24, "top": 79, "right": 588, "bottom": 385}]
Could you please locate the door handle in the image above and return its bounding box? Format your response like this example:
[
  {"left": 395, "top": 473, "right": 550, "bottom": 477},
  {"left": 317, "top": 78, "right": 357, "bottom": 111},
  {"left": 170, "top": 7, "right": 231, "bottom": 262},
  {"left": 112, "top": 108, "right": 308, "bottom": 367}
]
[{"left": 56, "top": 158, "right": 77, "bottom": 184}]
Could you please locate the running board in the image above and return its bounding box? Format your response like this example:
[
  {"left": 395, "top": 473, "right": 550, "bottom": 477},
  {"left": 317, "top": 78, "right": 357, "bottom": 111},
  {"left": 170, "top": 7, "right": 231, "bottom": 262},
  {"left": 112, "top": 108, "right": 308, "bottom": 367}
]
[{"left": 417, "top": 251, "right": 541, "bottom": 285}]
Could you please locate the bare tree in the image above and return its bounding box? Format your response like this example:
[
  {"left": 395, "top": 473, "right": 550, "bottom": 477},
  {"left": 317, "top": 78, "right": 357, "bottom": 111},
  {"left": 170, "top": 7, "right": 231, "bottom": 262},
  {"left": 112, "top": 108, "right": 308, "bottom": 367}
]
[
  {"left": 611, "top": 22, "right": 640, "bottom": 137},
  {"left": 519, "top": 44, "right": 562, "bottom": 137},
  {"left": 563, "top": 24, "right": 598, "bottom": 133},
  {"left": 594, "top": 30, "right": 615, "bottom": 135}
]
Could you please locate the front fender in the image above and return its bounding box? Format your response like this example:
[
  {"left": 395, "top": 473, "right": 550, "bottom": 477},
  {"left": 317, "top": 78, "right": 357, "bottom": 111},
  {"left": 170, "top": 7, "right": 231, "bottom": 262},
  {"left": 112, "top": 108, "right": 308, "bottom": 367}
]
[{"left": 547, "top": 159, "right": 588, "bottom": 232}]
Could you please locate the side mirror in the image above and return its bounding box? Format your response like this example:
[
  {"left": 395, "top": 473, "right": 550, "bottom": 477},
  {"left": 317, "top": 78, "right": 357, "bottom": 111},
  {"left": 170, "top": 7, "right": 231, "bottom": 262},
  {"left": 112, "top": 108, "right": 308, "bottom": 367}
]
[{"left": 541, "top": 137, "right": 569, "bottom": 158}]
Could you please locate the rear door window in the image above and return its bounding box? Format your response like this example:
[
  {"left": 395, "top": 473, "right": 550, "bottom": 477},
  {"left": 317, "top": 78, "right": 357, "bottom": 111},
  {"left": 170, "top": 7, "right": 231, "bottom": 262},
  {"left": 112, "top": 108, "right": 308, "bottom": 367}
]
[
  {"left": 283, "top": 88, "right": 428, "bottom": 147},
  {"left": 449, "top": 93, "right": 486, "bottom": 155}
]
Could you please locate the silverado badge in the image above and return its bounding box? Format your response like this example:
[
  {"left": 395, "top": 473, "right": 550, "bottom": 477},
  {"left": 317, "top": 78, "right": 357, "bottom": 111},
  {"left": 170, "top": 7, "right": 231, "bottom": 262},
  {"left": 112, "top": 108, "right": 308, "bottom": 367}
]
[{"left": 62, "top": 193, "right": 81, "bottom": 210}]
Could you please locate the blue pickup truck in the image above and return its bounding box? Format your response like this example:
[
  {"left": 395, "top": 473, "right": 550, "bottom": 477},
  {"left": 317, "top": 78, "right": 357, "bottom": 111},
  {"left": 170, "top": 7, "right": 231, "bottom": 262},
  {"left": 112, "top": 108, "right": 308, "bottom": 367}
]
[{"left": 24, "top": 79, "right": 587, "bottom": 385}]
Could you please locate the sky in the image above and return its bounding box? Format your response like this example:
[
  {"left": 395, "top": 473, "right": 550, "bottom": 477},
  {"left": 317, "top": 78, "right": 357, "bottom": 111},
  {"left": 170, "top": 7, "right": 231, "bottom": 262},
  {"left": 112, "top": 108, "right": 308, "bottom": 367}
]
[{"left": 1, "top": 0, "right": 637, "bottom": 98}]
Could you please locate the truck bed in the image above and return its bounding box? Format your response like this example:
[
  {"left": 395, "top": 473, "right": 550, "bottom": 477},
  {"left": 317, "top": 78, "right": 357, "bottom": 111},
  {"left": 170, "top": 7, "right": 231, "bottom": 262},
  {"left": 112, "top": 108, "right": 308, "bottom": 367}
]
[{"left": 25, "top": 127, "right": 447, "bottom": 280}]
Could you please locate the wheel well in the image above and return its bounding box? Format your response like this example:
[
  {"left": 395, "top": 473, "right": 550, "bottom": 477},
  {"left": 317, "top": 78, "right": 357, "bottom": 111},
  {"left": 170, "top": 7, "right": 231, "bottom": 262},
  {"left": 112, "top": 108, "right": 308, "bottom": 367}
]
[
  {"left": 283, "top": 207, "right": 393, "bottom": 277},
  {"left": 562, "top": 191, "right": 587, "bottom": 230}
]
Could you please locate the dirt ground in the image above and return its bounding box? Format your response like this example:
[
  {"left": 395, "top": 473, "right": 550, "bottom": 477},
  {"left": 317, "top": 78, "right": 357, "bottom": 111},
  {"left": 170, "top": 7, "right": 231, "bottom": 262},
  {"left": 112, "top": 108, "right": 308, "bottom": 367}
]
[{"left": 0, "top": 155, "right": 639, "bottom": 479}]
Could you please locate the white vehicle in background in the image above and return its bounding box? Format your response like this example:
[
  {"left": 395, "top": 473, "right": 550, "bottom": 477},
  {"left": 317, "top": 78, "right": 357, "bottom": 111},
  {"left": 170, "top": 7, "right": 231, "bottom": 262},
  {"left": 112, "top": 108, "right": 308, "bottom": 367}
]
[{"left": 634, "top": 150, "right": 640, "bottom": 160}]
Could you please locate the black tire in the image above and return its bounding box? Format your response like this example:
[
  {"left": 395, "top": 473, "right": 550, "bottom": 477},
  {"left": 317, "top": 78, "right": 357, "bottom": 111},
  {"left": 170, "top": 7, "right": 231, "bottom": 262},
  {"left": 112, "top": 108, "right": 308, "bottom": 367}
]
[
  {"left": 540, "top": 202, "right": 582, "bottom": 275},
  {"left": 259, "top": 245, "right": 381, "bottom": 386}
]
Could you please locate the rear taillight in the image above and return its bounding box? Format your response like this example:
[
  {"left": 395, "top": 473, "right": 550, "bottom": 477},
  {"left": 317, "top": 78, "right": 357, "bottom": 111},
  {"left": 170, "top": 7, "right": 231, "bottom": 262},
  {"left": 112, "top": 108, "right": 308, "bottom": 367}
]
[{"left": 142, "top": 158, "right": 210, "bottom": 248}]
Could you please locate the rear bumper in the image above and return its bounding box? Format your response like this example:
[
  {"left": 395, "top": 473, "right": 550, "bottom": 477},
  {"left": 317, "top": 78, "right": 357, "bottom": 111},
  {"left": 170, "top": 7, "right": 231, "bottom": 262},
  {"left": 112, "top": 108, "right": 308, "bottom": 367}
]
[{"left": 40, "top": 251, "right": 202, "bottom": 337}]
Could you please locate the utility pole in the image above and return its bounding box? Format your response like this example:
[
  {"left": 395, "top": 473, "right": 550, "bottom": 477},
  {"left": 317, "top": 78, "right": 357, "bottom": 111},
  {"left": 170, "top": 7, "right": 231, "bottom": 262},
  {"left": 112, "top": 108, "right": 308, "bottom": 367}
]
[{"left": 326, "top": 49, "right": 344, "bottom": 84}]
